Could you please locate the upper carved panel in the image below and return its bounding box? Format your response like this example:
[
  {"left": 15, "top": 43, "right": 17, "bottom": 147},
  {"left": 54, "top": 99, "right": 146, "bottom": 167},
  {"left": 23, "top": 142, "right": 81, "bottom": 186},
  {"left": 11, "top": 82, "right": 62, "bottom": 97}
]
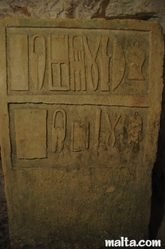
[{"left": 6, "top": 27, "right": 150, "bottom": 96}]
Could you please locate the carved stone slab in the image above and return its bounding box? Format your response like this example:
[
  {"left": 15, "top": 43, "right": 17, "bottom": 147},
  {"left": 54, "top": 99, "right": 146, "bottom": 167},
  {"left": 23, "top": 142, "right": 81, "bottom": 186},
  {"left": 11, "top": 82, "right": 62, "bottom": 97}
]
[{"left": 0, "top": 18, "right": 164, "bottom": 248}]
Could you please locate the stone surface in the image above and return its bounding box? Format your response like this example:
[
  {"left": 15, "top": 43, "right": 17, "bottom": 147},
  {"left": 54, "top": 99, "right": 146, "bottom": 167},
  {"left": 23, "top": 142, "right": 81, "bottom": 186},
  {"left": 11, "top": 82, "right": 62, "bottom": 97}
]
[
  {"left": 0, "top": 0, "right": 165, "bottom": 33},
  {"left": 106, "top": 0, "right": 162, "bottom": 18},
  {"left": 105, "top": 0, "right": 165, "bottom": 33},
  {"left": 0, "top": 0, "right": 104, "bottom": 19},
  {"left": 0, "top": 161, "right": 10, "bottom": 249},
  {"left": 0, "top": 18, "right": 164, "bottom": 248}
]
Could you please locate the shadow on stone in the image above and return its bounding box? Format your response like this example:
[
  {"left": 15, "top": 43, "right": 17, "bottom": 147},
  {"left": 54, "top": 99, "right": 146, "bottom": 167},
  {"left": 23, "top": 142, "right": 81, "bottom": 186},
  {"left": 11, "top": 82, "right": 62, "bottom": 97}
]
[
  {"left": 149, "top": 51, "right": 165, "bottom": 242},
  {"left": 0, "top": 160, "right": 11, "bottom": 249}
]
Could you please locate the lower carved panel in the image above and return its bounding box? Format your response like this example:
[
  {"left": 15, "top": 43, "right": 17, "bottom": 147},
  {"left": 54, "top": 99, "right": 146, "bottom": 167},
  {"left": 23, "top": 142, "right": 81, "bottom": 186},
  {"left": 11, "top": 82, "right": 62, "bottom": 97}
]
[{"left": 9, "top": 103, "right": 148, "bottom": 169}]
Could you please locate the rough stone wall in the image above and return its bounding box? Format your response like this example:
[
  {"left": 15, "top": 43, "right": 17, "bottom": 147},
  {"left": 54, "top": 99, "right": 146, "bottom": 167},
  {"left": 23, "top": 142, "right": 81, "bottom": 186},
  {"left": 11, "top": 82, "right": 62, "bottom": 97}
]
[{"left": 0, "top": 0, "right": 165, "bottom": 32}]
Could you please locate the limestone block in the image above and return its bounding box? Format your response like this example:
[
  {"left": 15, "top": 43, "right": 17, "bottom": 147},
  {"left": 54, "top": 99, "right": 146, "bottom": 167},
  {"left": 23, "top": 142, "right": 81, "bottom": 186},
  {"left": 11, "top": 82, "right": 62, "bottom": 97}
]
[{"left": 0, "top": 18, "right": 164, "bottom": 249}]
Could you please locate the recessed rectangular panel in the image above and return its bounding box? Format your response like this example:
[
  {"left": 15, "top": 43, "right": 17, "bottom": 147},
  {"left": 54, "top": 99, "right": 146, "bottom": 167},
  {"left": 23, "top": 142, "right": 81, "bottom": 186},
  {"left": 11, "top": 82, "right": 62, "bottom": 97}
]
[
  {"left": 6, "top": 27, "right": 150, "bottom": 96},
  {"left": 8, "top": 33, "right": 29, "bottom": 91},
  {"left": 14, "top": 109, "right": 47, "bottom": 159},
  {"left": 71, "top": 121, "right": 89, "bottom": 151}
]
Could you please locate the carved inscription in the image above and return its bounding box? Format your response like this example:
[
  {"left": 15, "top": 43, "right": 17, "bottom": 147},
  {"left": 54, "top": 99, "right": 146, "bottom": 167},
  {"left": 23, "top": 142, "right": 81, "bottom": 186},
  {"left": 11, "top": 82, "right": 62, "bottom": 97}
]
[
  {"left": 83, "top": 36, "right": 101, "bottom": 91},
  {"left": 71, "top": 36, "right": 86, "bottom": 91},
  {"left": 7, "top": 28, "right": 149, "bottom": 95},
  {"left": 127, "top": 42, "right": 145, "bottom": 80},
  {"left": 106, "top": 114, "right": 122, "bottom": 148},
  {"left": 49, "top": 34, "right": 69, "bottom": 91},
  {"left": 125, "top": 113, "right": 143, "bottom": 144},
  {"left": 95, "top": 109, "right": 102, "bottom": 148},
  {"left": 52, "top": 109, "right": 67, "bottom": 153},
  {"left": 6, "top": 26, "right": 150, "bottom": 168},
  {"left": 31, "top": 35, "right": 46, "bottom": 90},
  {"left": 112, "top": 38, "right": 126, "bottom": 91},
  {"left": 9, "top": 104, "right": 147, "bottom": 169},
  {"left": 99, "top": 36, "right": 111, "bottom": 91},
  {"left": 71, "top": 121, "right": 89, "bottom": 151}
]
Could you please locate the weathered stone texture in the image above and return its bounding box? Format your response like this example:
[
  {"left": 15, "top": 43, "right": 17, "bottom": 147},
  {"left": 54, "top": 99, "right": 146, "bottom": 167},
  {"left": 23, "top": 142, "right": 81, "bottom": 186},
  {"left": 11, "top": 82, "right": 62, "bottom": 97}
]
[
  {"left": 0, "top": 0, "right": 104, "bottom": 19},
  {"left": 0, "top": 0, "right": 165, "bottom": 32},
  {"left": 0, "top": 18, "right": 164, "bottom": 248},
  {"left": 105, "top": 0, "right": 165, "bottom": 32},
  {"left": 106, "top": 0, "right": 161, "bottom": 18}
]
